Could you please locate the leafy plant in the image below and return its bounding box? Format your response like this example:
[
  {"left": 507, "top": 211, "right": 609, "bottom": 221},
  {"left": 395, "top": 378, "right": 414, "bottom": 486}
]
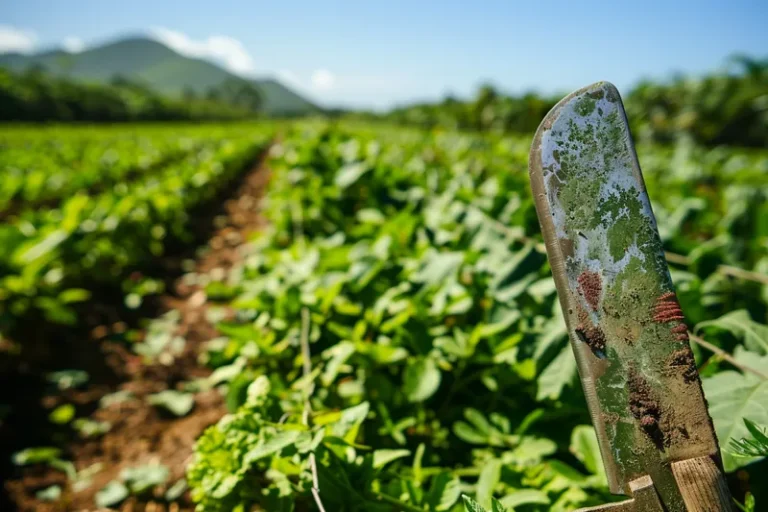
[
  {"left": 462, "top": 495, "right": 507, "bottom": 512},
  {"left": 730, "top": 419, "right": 768, "bottom": 458}
]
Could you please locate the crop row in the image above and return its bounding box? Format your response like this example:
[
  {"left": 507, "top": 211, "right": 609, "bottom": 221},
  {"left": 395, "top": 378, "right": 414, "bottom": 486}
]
[
  {"left": 0, "top": 124, "right": 268, "bottom": 214},
  {"left": 0, "top": 123, "right": 273, "bottom": 334}
]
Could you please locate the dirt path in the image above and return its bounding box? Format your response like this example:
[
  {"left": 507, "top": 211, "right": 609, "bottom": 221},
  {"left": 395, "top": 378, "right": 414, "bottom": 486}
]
[{"left": 4, "top": 147, "right": 272, "bottom": 512}]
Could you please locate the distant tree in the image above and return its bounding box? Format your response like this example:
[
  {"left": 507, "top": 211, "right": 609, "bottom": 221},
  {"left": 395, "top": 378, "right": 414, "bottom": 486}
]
[
  {"left": 206, "top": 86, "right": 221, "bottom": 102},
  {"left": 54, "top": 54, "right": 76, "bottom": 76},
  {"left": 472, "top": 83, "right": 499, "bottom": 130},
  {"left": 216, "top": 78, "right": 262, "bottom": 112},
  {"left": 0, "top": 67, "right": 252, "bottom": 123},
  {"left": 182, "top": 86, "right": 197, "bottom": 101}
]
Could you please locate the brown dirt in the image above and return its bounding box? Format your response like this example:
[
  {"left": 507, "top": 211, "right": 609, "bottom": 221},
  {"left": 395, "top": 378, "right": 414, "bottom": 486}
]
[
  {"left": 667, "top": 347, "right": 699, "bottom": 384},
  {"left": 574, "top": 309, "right": 607, "bottom": 355},
  {"left": 4, "top": 147, "right": 272, "bottom": 512},
  {"left": 627, "top": 366, "right": 664, "bottom": 448}
]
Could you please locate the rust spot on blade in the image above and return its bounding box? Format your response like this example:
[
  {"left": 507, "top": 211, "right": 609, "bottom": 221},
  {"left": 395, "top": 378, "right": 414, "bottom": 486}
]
[
  {"left": 671, "top": 323, "right": 690, "bottom": 342},
  {"left": 577, "top": 270, "right": 602, "bottom": 311},
  {"left": 652, "top": 292, "right": 686, "bottom": 324}
]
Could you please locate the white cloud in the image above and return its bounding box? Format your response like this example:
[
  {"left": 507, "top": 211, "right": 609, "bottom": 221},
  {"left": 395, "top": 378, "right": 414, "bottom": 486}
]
[
  {"left": 311, "top": 69, "right": 336, "bottom": 90},
  {"left": 150, "top": 27, "right": 255, "bottom": 75},
  {"left": 0, "top": 25, "right": 37, "bottom": 54},
  {"left": 62, "top": 36, "right": 85, "bottom": 53}
]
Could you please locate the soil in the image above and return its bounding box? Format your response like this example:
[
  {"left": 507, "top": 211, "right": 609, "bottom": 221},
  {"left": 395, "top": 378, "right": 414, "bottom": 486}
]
[{"left": 2, "top": 146, "right": 272, "bottom": 512}]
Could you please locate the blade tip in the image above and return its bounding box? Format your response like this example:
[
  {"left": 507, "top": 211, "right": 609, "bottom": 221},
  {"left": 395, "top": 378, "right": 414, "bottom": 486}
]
[{"left": 528, "top": 81, "right": 623, "bottom": 176}]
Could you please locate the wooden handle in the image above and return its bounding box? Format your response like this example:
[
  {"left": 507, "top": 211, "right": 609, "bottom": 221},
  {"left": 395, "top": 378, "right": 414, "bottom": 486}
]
[
  {"left": 672, "top": 456, "right": 734, "bottom": 512},
  {"left": 577, "top": 456, "right": 734, "bottom": 512},
  {"left": 576, "top": 475, "right": 664, "bottom": 512}
]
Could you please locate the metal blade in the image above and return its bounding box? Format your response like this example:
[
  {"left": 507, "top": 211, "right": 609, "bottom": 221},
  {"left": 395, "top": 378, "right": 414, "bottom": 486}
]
[{"left": 528, "top": 82, "right": 723, "bottom": 510}]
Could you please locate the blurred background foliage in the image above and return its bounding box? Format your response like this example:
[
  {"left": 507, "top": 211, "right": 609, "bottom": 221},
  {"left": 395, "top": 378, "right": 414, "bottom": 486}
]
[
  {"left": 376, "top": 55, "right": 768, "bottom": 148},
  {"left": 0, "top": 66, "right": 261, "bottom": 122},
  {"left": 2, "top": 53, "right": 766, "bottom": 148}
]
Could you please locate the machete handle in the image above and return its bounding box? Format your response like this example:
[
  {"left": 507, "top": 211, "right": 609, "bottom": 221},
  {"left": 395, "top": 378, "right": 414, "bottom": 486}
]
[
  {"left": 671, "top": 456, "right": 733, "bottom": 511},
  {"left": 576, "top": 456, "right": 733, "bottom": 512}
]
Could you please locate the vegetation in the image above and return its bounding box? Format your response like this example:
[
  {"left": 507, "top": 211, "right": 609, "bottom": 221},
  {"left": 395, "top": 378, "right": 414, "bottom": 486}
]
[
  {"left": 1, "top": 57, "right": 766, "bottom": 511},
  {"left": 0, "top": 67, "right": 262, "bottom": 122},
  {"left": 382, "top": 55, "right": 768, "bottom": 148},
  {"left": 181, "top": 124, "right": 767, "bottom": 511},
  {"left": 0, "top": 122, "right": 272, "bottom": 333}
]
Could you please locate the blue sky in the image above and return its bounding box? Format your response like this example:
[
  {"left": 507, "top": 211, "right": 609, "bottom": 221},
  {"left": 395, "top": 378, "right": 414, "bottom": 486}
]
[{"left": 1, "top": 0, "right": 766, "bottom": 110}]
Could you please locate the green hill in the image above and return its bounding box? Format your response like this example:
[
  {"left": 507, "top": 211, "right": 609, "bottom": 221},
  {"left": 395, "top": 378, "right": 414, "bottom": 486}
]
[{"left": 0, "top": 37, "right": 320, "bottom": 116}]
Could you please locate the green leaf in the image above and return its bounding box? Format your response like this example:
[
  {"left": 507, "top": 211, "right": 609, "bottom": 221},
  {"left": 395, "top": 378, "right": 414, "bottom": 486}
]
[
  {"left": 696, "top": 310, "right": 768, "bottom": 354},
  {"left": 95, "top": 480, "right": 129, "bottom": 508},
  {"left": 476, "top": 458, "right": 502, "bottom": 509},
  {"left": 453, "top": 421, "right": 489, "bottom": 445},
  {"left": 335, "top": 162, "right": 370, "bottom": 188},
  {"left": 49, "top": 404, "right": 76, "bottom": 424},
  {"left": 244, "top": 430, "right": 302, "bottom": 465},
  {"left": 36, "top": 485, "right": 62, "bottom": 502},
  {"left": 462, "top": 494, "right": 488, "bottom": 512},
  {"left": 536, "top": 342, "right": 576, "bottom": 401},
  {"left": 491, "top": 498, "right": 508, "bottom": 512},
  {"left": 500, "top": 489, "right": 550, "bottom": 508},
  {"left": 730, "top": 419, "right": 768, "bottom": 457},
  {"left": 372, "top": 449, "right": 410, "bottom": 469},
  {"left": 12, "top": 446, "right": 61, "bottom": 465},
  {"left": 508, "top": 437, "right": 557, "bottom": 466},
  {"left": 321, "top": 341, "right": 355, "bottom": 386},
  {"left": 702, "top": 350, "right": 768, "bottom": 471},
  {"left": 165, "top": 479, "right": 188, "bottom": 501},
  {"left": 15, "top": 229, "right": 67, "bottom": 264},
  {"left": 425, "top": 472, "right": 461, "bottom": 511},
  {"left": 404, "top": 357, "right": 441, "bottom": 402},
  {"left": 570, "top": 425, "right": 604, "bottom": 476},
  {"left": 412, "top": 442, "right": 425, "bottom": 486},
  {"left": 547, "top": 460, "right": 589, "bottom": 483},
  {"left": 46, "top": 369, "right": 88, "bottom": 390},
  {"left": 332, "top": 402, "right": 370, "bottom": 443},
  {"left": 120, "top": 464, "right": 170, "bottom": 494},
  {"left": 411, "top": 251, "right": 464, "bottom": 286},
  {"left": 146, "top": 390, "right": 195, "bottom": 417},
  {"left": 489, "top": 243, "right": 539, "bottom": 298},
  {"left": 59, "top": 288, "right": 91, "bottom": 304}
]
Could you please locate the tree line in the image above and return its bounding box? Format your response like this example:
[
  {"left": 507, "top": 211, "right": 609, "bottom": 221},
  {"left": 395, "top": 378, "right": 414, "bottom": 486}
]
[
  {"left": 0, "top": 66, "right": 264, "bottom": 122},
  {"left": 378, "top": 55, "right": 768, "bottom": 148}
]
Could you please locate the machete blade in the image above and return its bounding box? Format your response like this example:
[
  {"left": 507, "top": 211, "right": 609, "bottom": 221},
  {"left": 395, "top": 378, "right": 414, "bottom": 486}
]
[{"left": 528, "top": 82, "right": 727, "bottom": 511}]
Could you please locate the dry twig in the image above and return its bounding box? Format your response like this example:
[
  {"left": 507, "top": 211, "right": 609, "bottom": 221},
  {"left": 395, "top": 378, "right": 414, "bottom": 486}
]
[{"left": 300, "top": 307, "right": 326, "bottom": 512}]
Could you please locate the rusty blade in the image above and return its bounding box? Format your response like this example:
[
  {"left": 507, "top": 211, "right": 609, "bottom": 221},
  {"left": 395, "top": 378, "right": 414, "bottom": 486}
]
[{"left": 528, "top": 82, "right": 721, "bottom": 509}]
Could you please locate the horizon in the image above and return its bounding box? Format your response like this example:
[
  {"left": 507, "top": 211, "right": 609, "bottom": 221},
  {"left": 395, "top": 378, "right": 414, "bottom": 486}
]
[{"left": 1, "top": 1, "right": 766, "bottom": 111}]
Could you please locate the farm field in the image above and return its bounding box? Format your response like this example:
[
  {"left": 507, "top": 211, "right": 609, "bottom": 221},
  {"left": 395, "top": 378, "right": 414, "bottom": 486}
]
[{"left": 1, "top": 120, "right": 767, "bottom": 511}]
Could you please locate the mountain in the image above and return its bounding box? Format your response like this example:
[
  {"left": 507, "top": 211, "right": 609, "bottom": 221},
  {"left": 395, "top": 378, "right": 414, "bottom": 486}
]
[{"left": 0, "top": 37, "right": 320, "bottom": 116}]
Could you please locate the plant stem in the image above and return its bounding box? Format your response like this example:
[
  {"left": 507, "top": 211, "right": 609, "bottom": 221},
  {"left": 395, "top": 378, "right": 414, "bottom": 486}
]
[
  {"left": 664, "top": 251, "right": 768, "bottom": 286},
  {"left": 689, "top": 332, "right": 768, "bottom": 380},
  {"left": 300, "top": 307, "right": 326, "bottom": 512}
]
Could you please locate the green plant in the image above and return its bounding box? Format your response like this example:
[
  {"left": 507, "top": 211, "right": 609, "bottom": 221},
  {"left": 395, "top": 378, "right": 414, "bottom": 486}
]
[{"left": 731, "top": 419, "right": 768, "bottom": 458}]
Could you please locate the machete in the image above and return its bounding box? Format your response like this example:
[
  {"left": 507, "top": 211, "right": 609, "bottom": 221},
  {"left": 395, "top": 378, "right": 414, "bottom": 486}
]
[{"left": 528, "top": 82, "right": 734, "bottom": 511}]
